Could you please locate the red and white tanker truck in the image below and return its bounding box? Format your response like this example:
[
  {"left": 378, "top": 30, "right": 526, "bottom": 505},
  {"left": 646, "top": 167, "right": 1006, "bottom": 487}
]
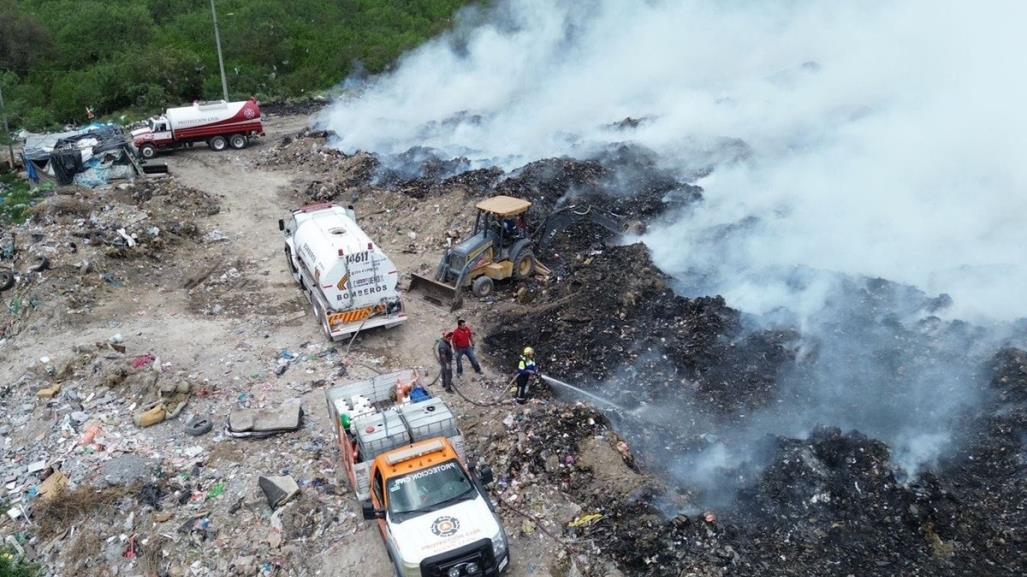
[{"left": 131, "top": 99, "right": 264, "bottom": 158}]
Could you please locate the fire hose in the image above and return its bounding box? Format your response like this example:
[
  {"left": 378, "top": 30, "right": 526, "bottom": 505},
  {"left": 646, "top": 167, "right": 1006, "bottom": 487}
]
[
  {"left": 429, "top": 343, "right": 629, "bottom": 410},
  {"left": 431, "top": 342, "right": 512, "bottom": 407},
  {"left": 423, "top": 344, "right": 624, "bottom": 553}
]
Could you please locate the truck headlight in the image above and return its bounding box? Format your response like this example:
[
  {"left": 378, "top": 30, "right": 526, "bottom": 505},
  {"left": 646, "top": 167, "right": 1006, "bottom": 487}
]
[
  {"left": 401, "top": 560, "right": 422, "bottom": 577},
  {"left": 491, "top": 531, "right": 507, "bottom": 559}
]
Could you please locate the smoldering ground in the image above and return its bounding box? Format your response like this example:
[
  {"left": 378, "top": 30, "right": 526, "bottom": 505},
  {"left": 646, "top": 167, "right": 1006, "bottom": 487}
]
[{"left": 323, "top": 0, "right": 1027, "bottom": 509}]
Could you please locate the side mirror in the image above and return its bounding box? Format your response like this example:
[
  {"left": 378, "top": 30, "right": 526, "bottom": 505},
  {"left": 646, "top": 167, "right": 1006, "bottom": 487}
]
[
  {"left": 361, "top": 502, "right": 385, "bottom": 520},
  {"left": 278, "top": 219, "right": 284, "bottom": 231},
  {"left": 478, "top": 464, "right": 495, "bottom": 486}
]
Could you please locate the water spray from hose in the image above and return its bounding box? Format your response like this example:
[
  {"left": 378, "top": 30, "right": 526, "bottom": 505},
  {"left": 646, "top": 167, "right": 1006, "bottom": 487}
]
[{"left": 540, "top": 374, "right": 626, "bottom": 411}]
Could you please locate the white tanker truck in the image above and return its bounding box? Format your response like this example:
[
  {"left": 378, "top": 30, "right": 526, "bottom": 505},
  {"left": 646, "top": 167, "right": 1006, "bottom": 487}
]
[{"left": 280, "top": 204, "right": 406, "bottom": 340}]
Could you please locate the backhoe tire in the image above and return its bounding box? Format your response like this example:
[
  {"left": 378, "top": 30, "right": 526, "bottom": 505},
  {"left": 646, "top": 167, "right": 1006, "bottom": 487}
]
[
  {"left": 208, "top": 136, "right": 228, "bottom": 151},
  {"left": 229, "top": 134, "right": 247, "bottom": 149},
  {"left": 472, "top": 276, "right": 494, "bottom": 298},
  {"left": 512, "top": 249, "right": 536, "bottom": 280}
]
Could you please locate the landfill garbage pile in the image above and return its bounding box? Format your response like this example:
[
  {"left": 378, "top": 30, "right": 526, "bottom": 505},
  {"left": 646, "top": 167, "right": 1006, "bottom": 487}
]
[
  {"left": 472, "top": 402, "right": 648, "bottom": 577},
  {"left": 22, "top": 124, "right": 142, "bottom": 188},
  {"left": 480, "top": 349, "right": 1027, "bottom": 577},
  {"left": 0, "top": 179, "right": 219, "bottom": 341},
  {"left": 259, "top": 132, "right": 699, "bottom": 241},
  {"left": 485, "top": 242, "right": 796, "bottom": 414},
  {"left": 1, "top": 326, "right": 382, "bottom": 577},
  {"left": 253, "top": 125, "right": 1027, "bottom": 577}
]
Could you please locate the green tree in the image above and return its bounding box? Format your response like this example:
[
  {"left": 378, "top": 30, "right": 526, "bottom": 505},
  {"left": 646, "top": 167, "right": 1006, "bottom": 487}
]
[
  {"left": 1, "top": 0, "right": 478, "bottom": 128},
  {"left": 0, "top": 0, "right": 52, "bottom": 75}
]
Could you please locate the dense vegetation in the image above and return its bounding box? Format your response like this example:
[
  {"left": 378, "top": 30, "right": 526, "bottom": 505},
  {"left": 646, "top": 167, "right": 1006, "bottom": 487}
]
[{"left": 0, "top": 0, "right": 473, "bottom": 130}]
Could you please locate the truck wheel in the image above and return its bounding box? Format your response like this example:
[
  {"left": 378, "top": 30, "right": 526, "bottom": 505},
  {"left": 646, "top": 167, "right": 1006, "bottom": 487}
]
[
  {"left": 512, "top": 249, "right": 536, "bottom": 280},
  {"left": 285, "top": 249, "right": 301, "bottom": 283},
  {"left": 313, "top": 301, "right": 334, "bottom": 341},
  {"left": 208, "top": 136, "right": 228, "bottom": 151},
  {"left": 229, "top": 134, "right": 247, "bottom": 149},
  {"left": 0, "top": 271, "right": 14, "bottom": 292},
  {"left": 140, "top": 144, "right": 157, "bottom": 159},
  {"left": 472, "top": 276, "right": 494, "bottom": 298}
]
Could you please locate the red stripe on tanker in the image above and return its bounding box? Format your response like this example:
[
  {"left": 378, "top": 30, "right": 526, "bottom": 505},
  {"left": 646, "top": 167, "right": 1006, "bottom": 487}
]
[{"left": 131, "top": 99, "right": 265, "bottom": 149}]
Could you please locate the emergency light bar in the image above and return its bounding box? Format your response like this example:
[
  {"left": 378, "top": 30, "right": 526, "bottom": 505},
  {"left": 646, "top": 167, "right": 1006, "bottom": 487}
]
[{"left": 385, "top": 439, "right": 446, "bottom": 465}]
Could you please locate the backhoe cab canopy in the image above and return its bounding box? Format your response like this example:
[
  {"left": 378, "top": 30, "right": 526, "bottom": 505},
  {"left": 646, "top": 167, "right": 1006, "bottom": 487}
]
[{"left": 475, "top": 195, "right": 531, "bottom": 217}]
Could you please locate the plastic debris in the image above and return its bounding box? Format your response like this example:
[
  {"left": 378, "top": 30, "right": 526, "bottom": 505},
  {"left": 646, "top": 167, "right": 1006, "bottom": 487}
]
[{"left": 568, "top": 513, "right": 604, "bottom": 528}]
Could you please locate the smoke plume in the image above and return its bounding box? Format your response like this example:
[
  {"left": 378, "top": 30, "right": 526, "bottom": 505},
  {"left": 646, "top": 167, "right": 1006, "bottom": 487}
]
[{"left": 323, "top": 0, "right": 1027, "bottom": 498}]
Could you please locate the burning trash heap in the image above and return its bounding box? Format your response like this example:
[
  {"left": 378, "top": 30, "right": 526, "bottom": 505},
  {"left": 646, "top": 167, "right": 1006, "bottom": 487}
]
[{"left": 260, "top": 130, "right": 1027, "bottom": 575}]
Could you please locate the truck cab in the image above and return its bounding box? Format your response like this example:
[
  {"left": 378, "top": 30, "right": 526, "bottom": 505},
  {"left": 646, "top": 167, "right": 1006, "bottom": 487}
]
[
  {"left": 363, "top": 438, "right": 510, "bottom": 577},
  {"left": 130, "top": 116, "right": 174, "bottom": 157}
]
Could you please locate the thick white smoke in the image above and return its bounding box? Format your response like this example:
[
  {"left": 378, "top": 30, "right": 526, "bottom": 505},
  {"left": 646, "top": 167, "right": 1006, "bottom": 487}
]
[
  {"left": 323, "top": 0, "right": 1027, "bottom": 322},
  {"left": 322, "top": 0, "right": 1027, "bottom": 488}
]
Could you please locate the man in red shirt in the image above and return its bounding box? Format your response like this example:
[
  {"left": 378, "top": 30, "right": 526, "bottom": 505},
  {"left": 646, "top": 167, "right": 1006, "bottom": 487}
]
[{"left": 451, "top": 318, "right": 482, "bottom": 376}]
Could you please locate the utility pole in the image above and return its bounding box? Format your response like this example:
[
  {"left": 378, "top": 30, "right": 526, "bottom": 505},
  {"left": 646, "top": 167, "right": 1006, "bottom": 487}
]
[
  {"left": 0, "top": 83, "right": 14, "bottom": 170},
  {"left": 209, "top": 0, "right": 230, "bottom": 101}
]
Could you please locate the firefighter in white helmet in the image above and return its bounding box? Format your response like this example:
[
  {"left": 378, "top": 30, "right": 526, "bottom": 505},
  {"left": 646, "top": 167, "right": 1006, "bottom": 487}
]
[{"left": 514, "top": 346, "right": 539, "bottom": 404}]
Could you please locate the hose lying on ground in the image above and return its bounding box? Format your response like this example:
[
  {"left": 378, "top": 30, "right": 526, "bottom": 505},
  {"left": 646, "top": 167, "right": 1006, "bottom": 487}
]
[
  {"left": 431, "top": 342, "right": 512, "bottom": 407},
  {"left": 448, "top": 377, "right": 512, "bottom": 407}
]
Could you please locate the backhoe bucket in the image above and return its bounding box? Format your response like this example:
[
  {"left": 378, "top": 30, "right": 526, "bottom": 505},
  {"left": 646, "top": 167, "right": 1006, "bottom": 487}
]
[{"left": 408, "top": 273, "right": 464, "bottom": 310}]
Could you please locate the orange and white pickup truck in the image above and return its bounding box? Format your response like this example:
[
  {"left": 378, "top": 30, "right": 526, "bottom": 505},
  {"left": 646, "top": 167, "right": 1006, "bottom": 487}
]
[{"left": 326, "top": 370, "right": 510, "bottom": 577}]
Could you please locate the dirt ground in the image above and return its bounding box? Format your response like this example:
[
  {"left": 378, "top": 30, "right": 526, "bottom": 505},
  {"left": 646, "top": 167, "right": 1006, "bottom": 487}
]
[{"left": 0, "top": 114, "right": 633, "bottom": 577}]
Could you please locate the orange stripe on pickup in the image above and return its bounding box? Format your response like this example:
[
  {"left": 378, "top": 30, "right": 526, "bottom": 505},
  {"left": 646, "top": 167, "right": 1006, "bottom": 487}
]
[{"left": 328, "top": 307, "right": 373, "bottom": 327}]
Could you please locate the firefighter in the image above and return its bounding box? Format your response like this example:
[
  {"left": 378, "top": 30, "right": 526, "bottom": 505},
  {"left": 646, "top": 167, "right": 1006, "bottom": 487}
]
[
  {"left": 436, "top": 331, "right": 455, "bottom": 392},
  {"left": 514, "top": 346, "right": 538, "bottom": 404}
]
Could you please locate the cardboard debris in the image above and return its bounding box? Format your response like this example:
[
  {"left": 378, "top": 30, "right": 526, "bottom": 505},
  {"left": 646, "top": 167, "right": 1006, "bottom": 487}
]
[
  {"left": 37, "top": 383, "right": 61, "bottom": 398},
  {"left": 38, "top": 470, "right": 69, "bottom": 502}
]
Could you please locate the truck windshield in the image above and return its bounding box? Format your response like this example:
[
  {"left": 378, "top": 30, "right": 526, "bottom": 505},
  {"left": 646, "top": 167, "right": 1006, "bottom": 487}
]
[{"left": 387, "top": 460, "right": 475, "bottom": 516}]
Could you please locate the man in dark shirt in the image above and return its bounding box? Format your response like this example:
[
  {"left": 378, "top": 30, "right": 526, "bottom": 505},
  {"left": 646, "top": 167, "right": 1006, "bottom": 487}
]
[
  {"left": 436, "top": 332, "right": 454, "bottom": 392},
  {"left": 451, "top": 318, "right": 482, "bottom": 377}
]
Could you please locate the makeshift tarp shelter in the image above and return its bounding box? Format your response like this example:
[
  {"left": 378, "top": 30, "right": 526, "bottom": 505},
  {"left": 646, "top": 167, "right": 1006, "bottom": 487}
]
[{"left": 22, "top": 124, "right": 143, "bottom": 187}]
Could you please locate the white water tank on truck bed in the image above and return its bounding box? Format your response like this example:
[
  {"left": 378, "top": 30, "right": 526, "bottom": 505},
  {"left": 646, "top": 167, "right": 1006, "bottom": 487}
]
[
  {"left": 291, "top": 205, "right": 400, "bottom": 312},
  {"left": 165, "top": 100, "right": 259, "bottom": 129}
]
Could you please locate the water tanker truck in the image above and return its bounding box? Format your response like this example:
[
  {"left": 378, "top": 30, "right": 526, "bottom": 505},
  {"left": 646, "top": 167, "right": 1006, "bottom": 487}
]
[
  {"left": 280, "top": 203, "right": 406, "bottom": 340},
  {"left": 131, "top": 99, "right": 264, "bottom": 158}
]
